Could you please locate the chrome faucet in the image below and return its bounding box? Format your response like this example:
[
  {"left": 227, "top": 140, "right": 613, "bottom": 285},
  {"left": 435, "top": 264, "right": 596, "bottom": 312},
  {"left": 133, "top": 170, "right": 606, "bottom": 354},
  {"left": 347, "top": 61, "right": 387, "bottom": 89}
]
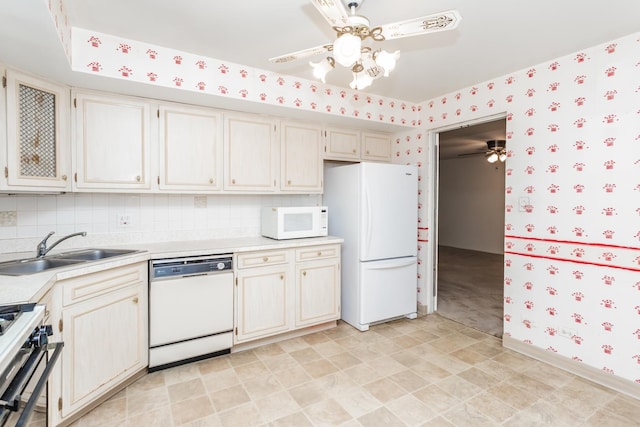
[{"left": 36, "top": 231, "right": 87, "bottom": 258}]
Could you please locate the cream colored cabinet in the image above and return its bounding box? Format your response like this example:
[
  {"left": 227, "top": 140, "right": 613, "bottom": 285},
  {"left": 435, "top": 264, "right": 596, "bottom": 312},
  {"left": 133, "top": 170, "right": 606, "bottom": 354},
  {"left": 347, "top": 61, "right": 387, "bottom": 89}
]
[
  {"left": 324, "top": 127, "right": 360, "bottom": 161},
  {"left": 281, "top": 120, "right": 323, "bottom": 193},
  {"left": 361, "top": 131, "right": 392, "bottom": 162},
  {"left": 50, "top": 262, "right": 148, "bottom": 424},
  {"left": 158, "top": 103, "right": 223, "bottom": 192},
  {"left": 223, "top": 113, "right": 278, "bottom": 192},
  {"left": 294, "top": 245, "right": 341, "bottom": 327},
  {"left": 72, "top": 90, "right": 152, "bottom": 191},
  {"left": 3, "top": 69, "right": 71, "bottom": 191},
  {"left": 235, "top": 249, "right": 292, "bottom": 343}
]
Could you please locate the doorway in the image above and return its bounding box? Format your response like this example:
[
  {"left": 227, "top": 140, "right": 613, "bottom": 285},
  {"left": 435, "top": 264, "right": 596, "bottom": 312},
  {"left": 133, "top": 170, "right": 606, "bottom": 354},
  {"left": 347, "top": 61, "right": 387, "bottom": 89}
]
[{"left": 432, "top": 116, "right": 506, "bottom": 337}]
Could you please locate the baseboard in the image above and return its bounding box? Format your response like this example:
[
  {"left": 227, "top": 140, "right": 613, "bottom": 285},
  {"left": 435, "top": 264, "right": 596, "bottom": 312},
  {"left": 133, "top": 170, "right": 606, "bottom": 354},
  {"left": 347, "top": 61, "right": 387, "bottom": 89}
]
[
  {"left": 503, "top": 335, "right": 639, "bottom": 400},
  {"left": 417, "top": 303, "right": 429, "bottom": 316},
  {"left": 231, "top": 321, "right": 337, "bottom": 353}
]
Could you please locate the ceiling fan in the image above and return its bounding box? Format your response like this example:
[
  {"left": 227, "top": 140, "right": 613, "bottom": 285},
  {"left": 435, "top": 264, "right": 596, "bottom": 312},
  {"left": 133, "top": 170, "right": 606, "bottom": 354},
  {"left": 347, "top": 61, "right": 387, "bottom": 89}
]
[
  {"left": 269, "top": 0, "right": 462, "bottom": 90},
  {"left": 458, "top": 140, "right": 507, "bottom": 163}
]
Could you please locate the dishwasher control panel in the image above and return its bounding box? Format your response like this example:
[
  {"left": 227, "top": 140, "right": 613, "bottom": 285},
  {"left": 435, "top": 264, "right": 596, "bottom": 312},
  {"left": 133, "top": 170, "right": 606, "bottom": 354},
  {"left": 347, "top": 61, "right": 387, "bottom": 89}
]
[{"left": 150, "top": 255, "right": 233, "bottom": 280}]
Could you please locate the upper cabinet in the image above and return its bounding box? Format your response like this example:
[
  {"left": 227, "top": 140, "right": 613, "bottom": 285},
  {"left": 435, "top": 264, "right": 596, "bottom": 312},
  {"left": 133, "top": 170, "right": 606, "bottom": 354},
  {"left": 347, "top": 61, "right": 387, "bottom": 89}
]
[
  {"left": 324, "top": 127, "right": 360, "bottom": 161},
  {"left": 280, "top": 121, "right": 323, "bottom": 193},
  {"left": 158, "top": 103, "right": 222, "bottom": 192},
  {"left": 361, "top": 131, "right": 392, "bottom": 162},
  {"left": 72, "top": 90, "right": 152, "bottom": 191},
  {"left": 3, "top": 70, "right": 71, "bottom": 191},
  {"left": 223, "top": 113, "right": 278, "bottom": 192}
]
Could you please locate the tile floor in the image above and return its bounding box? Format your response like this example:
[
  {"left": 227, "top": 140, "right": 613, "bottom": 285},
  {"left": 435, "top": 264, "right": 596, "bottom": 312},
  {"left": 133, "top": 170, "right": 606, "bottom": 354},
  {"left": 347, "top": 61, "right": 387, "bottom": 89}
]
[{"left": 72, "top": 315, "right": 640, "bottom": 426}]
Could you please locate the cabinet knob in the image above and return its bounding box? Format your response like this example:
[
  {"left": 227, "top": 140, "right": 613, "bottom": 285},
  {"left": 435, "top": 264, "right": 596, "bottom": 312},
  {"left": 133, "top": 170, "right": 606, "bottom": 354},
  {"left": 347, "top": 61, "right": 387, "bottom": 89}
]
[
  {"left": 61, "top": 174, "right": 67, "bottom": 181},
  {"left": 287, "top": 180, "right": 291, "bottom": 185},
  {"left": 232, "top": 179, "right": 236, "bottom": 184},
  {"left": 352, "top": 149, "right": 356, "bottom": 153},
  {"left": 136, "top": 175, "right": 141, "bottom": 182},
  {"left": 209, "top": 178, "right": 214, "bottom": 184},
  {"left": 263, "top": 257, "right": 269, "bottom": 262},
  {"left": 317, "top": 252, "right": 322, "bottom": 256},
  {"left": 302, "top": 271, "right": 307, "bottom": 276},
  {"left": 366, "top": 151, "right": 370, "bottom": 155},
  {"left": 280, "top": 274, "right": 284, "bottom": 280},
  {"left": 132, "top": 297, "right": 139, "bottom": 304}
]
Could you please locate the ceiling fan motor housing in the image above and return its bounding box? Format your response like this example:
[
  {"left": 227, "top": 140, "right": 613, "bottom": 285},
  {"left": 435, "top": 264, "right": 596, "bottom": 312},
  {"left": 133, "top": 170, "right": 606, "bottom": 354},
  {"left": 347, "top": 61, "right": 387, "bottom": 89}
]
[{"left": 486, "top": 140, "right": 506, "bottom": 150}]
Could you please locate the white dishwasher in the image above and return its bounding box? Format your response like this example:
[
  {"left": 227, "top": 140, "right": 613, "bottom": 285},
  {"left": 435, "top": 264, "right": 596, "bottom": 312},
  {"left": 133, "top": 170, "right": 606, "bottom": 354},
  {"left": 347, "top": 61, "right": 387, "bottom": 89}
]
[{"left": 149, "top": 254, "right": 233, "bottom": 371}]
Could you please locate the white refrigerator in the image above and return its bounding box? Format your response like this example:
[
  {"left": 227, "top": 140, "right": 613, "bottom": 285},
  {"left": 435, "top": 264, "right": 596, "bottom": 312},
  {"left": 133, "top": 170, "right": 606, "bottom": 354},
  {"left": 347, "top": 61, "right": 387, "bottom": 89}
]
[{"left": 324, "top": 162, "right": 418, "bottom": 331}]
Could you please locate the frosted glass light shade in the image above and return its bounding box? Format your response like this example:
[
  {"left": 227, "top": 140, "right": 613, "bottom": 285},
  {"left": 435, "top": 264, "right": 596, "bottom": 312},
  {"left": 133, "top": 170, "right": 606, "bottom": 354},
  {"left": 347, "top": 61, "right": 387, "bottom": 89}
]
[
  {"left": 349, "top": 69, "right": 373, "bottom": 90},
  {"left": 374, "top": 50, "right": 400, "bottom": 77},
  {"left": 486, "top": 152, "right": 499, "bottom": 163},
  {"left": 309, "top": 57, "right": 334, "bottom": 83},
  {"left": 333, "top": 33, "right": 362, "bottom": 67}
]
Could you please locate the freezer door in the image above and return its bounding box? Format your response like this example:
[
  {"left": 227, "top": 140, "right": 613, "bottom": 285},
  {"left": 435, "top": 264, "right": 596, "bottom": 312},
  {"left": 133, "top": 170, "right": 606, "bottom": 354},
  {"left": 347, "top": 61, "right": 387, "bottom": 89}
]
[
  {"left": 359, "top": 256, "right": 417, "bottom": 325},
  {"left": 360, "top": 163, "right": 418, "bottom": 261}
]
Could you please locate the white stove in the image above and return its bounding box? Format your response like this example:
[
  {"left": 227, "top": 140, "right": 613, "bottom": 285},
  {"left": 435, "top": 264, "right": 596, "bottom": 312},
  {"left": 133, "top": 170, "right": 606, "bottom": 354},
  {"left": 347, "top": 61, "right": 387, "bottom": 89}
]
[{"left": 0, "top": 304, "right": 45, "bottom": 378}]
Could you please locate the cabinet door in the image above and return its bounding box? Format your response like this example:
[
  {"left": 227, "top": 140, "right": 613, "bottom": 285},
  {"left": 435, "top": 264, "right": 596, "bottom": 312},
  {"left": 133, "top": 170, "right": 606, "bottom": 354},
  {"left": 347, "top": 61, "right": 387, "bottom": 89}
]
[
  {"left": 223, "top": 113, "right": 277, "bottom": 192},
  {"left": 4, "top": 70, "right": 71, "bottom": 190},
  {"left": 295, "top": 259, "right": 340, "bottom": 327},
  {"left": 361, "top": 131, "right": 391, "bottom": 162},
  {"left": 73, "top": 90, "right": 151, "bottom": 191},
  {"left": 235, "top": 265, "right": 291, "bottom": 342},
  {"left": 61, "top": 283, "right": 147, "bottom": 418},
  {"left": 324, "top": 127, "right": 360, "bottom": 161},
  {"left": 281, "top": 121, "right": 322, "bottom": 193},
  {"left": 159, "top": 104, "right": 222, "bottom": 192}
]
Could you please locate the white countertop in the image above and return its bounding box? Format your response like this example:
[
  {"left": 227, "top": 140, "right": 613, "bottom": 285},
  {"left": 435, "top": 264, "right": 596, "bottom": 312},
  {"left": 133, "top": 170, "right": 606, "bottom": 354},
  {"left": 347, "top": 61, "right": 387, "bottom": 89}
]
[{"left": 0, "top": 235, "right": 343, "bottom": 305}]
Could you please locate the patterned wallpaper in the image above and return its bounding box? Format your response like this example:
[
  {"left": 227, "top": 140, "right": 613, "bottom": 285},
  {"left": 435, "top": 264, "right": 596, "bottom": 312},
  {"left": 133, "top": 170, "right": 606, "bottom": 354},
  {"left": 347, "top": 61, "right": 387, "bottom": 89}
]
[{"left": 395, "top": 32, "right": 640, "bottom": 385}]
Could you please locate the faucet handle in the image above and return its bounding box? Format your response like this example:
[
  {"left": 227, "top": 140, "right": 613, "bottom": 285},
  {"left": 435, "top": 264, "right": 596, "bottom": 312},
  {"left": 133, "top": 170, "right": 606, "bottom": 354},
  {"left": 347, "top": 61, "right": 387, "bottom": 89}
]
[{"left": 39, "top": 231, "right": 55, "bottom": 244}]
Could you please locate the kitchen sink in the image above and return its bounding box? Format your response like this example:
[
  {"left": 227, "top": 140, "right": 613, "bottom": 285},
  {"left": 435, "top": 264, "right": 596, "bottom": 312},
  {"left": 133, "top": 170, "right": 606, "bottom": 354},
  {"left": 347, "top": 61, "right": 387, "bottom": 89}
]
[
  {"left": 0, "top": 258, "right": 85, "bottom": 276},
  {"left": 0, "top": 248, "right": 140, "bottom": 276},
  {"left": 53, "top": 248, "right": 139, "bottom": 261}
]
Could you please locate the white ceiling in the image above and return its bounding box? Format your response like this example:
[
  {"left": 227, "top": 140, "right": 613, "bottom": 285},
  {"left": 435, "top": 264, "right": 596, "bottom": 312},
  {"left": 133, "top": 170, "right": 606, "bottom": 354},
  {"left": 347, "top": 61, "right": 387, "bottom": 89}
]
[{"left": 1, "top": 0, "right": 639, "bottom": 105}]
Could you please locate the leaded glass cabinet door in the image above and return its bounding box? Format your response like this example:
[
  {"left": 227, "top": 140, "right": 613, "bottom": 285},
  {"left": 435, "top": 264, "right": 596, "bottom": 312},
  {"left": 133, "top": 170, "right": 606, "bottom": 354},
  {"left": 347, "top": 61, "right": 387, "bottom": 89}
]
[{"left": 5, "top": 70, "right": 71, "bottom": 190}]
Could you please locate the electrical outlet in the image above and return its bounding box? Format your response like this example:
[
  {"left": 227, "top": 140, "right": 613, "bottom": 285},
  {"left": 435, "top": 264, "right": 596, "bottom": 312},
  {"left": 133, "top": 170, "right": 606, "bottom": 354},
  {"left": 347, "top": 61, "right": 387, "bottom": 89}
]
[
  {"left": 518, "top": 196, "right": 530, "bottom": 212},
  {"left": 559, "top": 326, "right": 576, "bottom": 338},
  {"left": 117, "top": 214, "right": 132, "bottom": 227}
]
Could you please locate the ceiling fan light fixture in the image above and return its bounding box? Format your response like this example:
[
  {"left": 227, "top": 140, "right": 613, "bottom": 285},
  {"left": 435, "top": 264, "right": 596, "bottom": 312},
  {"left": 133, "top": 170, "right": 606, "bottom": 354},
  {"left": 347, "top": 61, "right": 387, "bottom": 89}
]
[
  {"left": 373, "top": 49, "right": 399, "bottom": 77},
  {"left": 485, "top": 152, "right": 499, "bottom": 163},
  {"left": 309, "top": 57, "right": 335, "bottom": 83},
  {"left": 498, "top": 152, "right": 507, "bottom": 162},
  {"left": 332, "top": 33, "right": 362, "bottom": 67},
  {"left": 349, "top": 66, "right": 373, "bottom": 90}
]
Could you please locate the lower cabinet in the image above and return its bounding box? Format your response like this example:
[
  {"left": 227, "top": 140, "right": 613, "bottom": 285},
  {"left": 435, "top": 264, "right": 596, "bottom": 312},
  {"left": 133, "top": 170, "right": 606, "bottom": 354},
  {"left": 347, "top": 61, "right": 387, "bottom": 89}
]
[
  {"left": 50, "top": 262, "right": 148, "bottom": 424},
  {"left": 234, "top": 244, "right": 340, "bottom": 344}
]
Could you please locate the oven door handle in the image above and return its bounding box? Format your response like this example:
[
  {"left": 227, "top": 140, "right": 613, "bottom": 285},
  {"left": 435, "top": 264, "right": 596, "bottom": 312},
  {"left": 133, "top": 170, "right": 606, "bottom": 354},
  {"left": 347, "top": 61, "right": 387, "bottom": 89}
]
[{"left": 15, "top": 342, "right": 63, "bottom": 427}]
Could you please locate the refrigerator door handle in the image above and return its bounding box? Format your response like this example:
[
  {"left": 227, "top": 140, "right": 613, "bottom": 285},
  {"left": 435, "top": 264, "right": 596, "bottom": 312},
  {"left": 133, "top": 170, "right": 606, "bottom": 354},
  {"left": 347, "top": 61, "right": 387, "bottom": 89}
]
[
  {"left": 363, "top": 186, "right": 373, "bottom": 258},
  {"left": 365, "top": 257, "right": 416, "bottom": 270}
]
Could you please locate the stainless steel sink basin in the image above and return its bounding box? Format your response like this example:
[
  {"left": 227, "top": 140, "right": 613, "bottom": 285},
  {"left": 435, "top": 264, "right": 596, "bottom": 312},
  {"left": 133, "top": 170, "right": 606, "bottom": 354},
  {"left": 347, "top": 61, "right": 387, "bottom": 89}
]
[
  {"left": 54, "top": 248, "right": 139, "bottom": 261},
  {"left": 0, "top": 248, "right": 140, "bottom": 276},
  {"left": 0, "top": 258, "right": 84, "bottom": 276}
]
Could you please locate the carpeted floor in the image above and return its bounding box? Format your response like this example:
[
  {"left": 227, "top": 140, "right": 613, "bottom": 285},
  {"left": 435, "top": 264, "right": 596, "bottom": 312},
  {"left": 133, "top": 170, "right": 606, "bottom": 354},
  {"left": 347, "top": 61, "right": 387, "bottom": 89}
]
[{"left": 436, "top": 245, "right": 504, "bottom": 337}]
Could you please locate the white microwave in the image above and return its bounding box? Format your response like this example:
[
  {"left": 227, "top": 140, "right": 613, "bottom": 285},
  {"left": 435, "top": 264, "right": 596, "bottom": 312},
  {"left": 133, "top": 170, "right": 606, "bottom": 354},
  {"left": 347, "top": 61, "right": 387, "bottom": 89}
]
[{"left": 261, "top": 206, "right": 328, "bottom": 240}]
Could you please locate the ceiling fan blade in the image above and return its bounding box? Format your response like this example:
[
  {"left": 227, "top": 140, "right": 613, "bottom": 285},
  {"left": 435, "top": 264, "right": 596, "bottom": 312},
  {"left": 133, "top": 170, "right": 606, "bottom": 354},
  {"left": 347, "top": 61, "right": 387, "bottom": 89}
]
[
  {"left": 457, "top": 151, "right": 487, "bottom": 158},
  {"left": 380, "top": 10, "right": 462, "bottom": 40},
  {"left": 310, "top": 0, "right": 350, "bottom": 27},
  {"left": 269, "top": 45, "right": 332, "bottom": 64}
]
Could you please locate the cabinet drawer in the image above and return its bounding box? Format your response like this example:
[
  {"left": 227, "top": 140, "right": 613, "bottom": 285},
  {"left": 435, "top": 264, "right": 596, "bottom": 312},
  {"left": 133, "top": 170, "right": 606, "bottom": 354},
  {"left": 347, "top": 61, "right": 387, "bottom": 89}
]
[
  {"left": 236, "top": 250, "right": 290, "bottom": 269},
  {"left": 295, "top": 244, "right": 340, "bottom": 262},
  {"left": 61, "top": 262, "right": 147, "bottom": 306}
]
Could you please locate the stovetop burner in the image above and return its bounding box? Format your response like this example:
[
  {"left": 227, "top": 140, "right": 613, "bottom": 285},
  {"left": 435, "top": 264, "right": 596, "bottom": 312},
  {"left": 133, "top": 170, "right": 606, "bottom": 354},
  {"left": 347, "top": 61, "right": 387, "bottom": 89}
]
[{"left": 0, "top": 303, "right": 35, "bottom": 335}]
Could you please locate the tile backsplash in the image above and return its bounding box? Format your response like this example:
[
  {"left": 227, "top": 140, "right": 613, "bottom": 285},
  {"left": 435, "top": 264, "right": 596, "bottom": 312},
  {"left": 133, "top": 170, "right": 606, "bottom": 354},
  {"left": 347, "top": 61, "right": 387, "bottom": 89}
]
[{"left": 0, "top": 193, "right": 322, "bottom": 254}]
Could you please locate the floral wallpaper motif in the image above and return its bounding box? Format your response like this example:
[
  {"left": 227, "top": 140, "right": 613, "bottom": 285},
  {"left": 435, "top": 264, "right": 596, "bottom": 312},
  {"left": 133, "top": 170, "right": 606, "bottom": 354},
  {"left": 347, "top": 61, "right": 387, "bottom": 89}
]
[
  {"left": 397, "top": 32, "right": 640, "bottom": 385},
  {"left": 70, "top": 28, "right": 419, "bottom": 128},
  {"left": 46, "top": 0, "right": 72, "bottom": 62}
]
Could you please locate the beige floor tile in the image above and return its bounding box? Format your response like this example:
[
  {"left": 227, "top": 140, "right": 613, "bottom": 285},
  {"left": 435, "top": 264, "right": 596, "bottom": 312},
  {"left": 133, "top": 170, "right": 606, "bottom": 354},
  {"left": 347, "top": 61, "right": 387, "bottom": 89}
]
[
  {"left": 274, "top": 365, "right": 312, "bottom": 389},
  {"left": 126, "top": 370, "right": 166, "bottom": 395},
  {"left": 357, "top": 406, "right": 405, "bottom": 427},
  {"left": 418, "top": 415, "right": 455, "bottom": 427},
  {"left": 197, "top": 355, "right": 232, "bottom": 376},
  {"left": 327, "top": 351, "right": 362, "bottom": 370},
  {"left": 390, "top": 334, "right": 422, "bottom": 349},
  {"left": 163, "top": 362, "right": 202, "bottom": 386},
  {"left": 289, "top": 347, "right": 323, "bottom": 364},
  {"left": 600, "top": 395, "right": 640, "bottom": 421},
  {"left": 505, "top": 372, "right": 555, "bottom": 399},
  {"left": 363, "top": 377, "right": 407, "bottom": 403},
  {"left": 208, "top": 384, "right": 251, "bottom": 412},
  {"left": 253, "top": 390, "right": 301, "bottom": 422},
  {"left": 242, "top": 374, "right": 283, "bottom": 400},
  {"left": 333, "top": 387, "right": 381, "bottom": 418},
  {"left": 412, "top": 384, "right": 462, "bottom": 413},
  {"left": 486, "top": 382, "right": 538, "bottom": 411},
  {"left": 252, "top": 342, "right": 285, "bottom": 359},
  {"left": 301, "top": 358, "right": 339, "bottom": 379},
  {"left": 583, "top": 407, "right": 640, "bottom": 427},
  {"left": 343, "top": 362, "right": 384, "bottom": 385},
  {"left": 170, "top": 395, "right": 215, "bottom": 426},
  {"left": 449, "top": 347, "right": 489, "bottom": 365},
  {"left": 217, "top": 402, "right": 263, "bottom": 427},
  {"left": 410, "top": 360, "right": 453, "bottom": 383},
  {"left": 311, "top": 339, "right": 346, "bottom": 358},
  {"left": 303, "top": 398, "right": 352, "bottom": 426},
  {"left": 316, "top": 371, "right": 359, "bottom": 396},
  {"left": 269, "top": 411, "right": 314, "bottom": 427},
  {"left": 261, "top": 353, "right": 299, "bottom": 373},
  {"left": 201, "top": 368, "right": 241, "bottom": 394},
  {"left": 389, "top": 349, "right": 426, "bottom": 368},
  {"left": 278, "top": 337, "right": 311, "bottom": 353},
  {"left": 389, "top": 369, "right": 430, "bottom": 392},
  {"left": 126, "top": 407, "right": 174, "bottom": 427},
  {"left": 288, "top": 381, "right": 327, "bottom": 407},
  {"left": 366, "top": 355, "right": 407, "bottom": 377},
  {"left": 74, "top": 397, "right": 127, "bottom": 427},
  {"left": 386, "top": 394, "right": 438, "bottom": 425},
  {"left": 227, "top": 349, "right": 259, "bottom": 367},
  {"left": 126, "top": 387, "right": 170, "bottom": 417},
  {"left": 436, "top": 375, "right": 483, "bottom": 401},
  {"left": 467, "top": 391, "right": 518, "bottom": 423},
  {"left": 457, "top": 367, "right": 501, "bottom": 390},
  {"left": 503, "top": 400, "right": 582, "bottom": 427},
  {"left": 182, "top": 414, "right": 222, "bottom": 427},
  {"left": 168, "top": 378, "right": 206, "bottom": 404},
  {"left": 234, "top": 360, "right": 271, "bottom": 382},
  {"left": 443, "top": 402, "right": 497, "bottom": 427}
]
